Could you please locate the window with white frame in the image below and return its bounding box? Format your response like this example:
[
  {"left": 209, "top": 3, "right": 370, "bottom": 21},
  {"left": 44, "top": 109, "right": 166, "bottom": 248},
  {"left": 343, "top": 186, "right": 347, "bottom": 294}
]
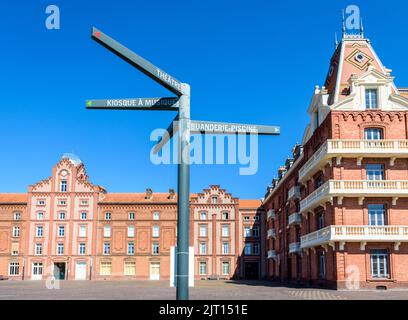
[
  {"left": 199, "top": 225, "right": 207, "bottom": 237},
  {"left": 129, "top": 212, "right": 135, "bottom": 220},
  {"left": 58, "top": 225, "right": 65, "bottom": 237},
  {"left": 79, "top": 225, "right": 87, "bottom": 237},
  {"left": 100, "top": 261, "right": 112, "bottom": 275},
  {"left": 80, "top": 212, "right": 87, "bottom": 220},
  {"left": 59, "top": 200, "right": 67, "bottom": 206},
  {"left": 36, "top": 226, "right": 43, "bottom": 237},
  {"left": 105, "top": 212, "right": 111, "bottom": 220},
  {"left": 103, "top": 242, "right": 110, "bottom": 255},
  {"left": 368, "top": 204, "right": 386, "bottom": 226},
  {"left": 221, "top": 225, "right": 230, "bottom": 237},
  {"left": 366, "top": 164, "right": 385, "bottom": 181},
  {"left": 127, "top": 242, "right": 135, "bottom": 255},
  {"left": 9, "top": 262, "right": 19, "bottom": 276},
  {"left": 37, "top": 212, "right": 44, "bottom": 220},
  {"left": 211, "top": 196, "right": 218, "bottom": 204},
  {"left": 370, "top": 249, "right": 390, "bottom": 278},
  {"left": 200, "top": 212, "right": 207, "bottom": 220},
  {"left": 244, "top": 243, "right": 251, "bottom": 255},
  {"left": 128, "top": 226, "right": 135, "bottom": 238},
  {"left": 153, "top": 212, "right": 160, "bottom": 220},
  {"left": 152, "top": 225, "right": 160, "bottom": 238},
  {"left": 222, "top": 212, "right": 229, "bottom": 220},
  {"left": 58, "top": 212, "right": 66, "bottom": 220},
  {"left": 244, "top": 227, "right": 251, "bottom": 237},
  {"left": 103, "top": 226, "right": 111, "bottom": 238},
  {"left": 199, "top": 242, "right": 207, "bottom": 254},
  {"left": 57, "top": 243, "right": 64, "bottom": 255},
  {"left": 252, "top": 227, "right": 259, "bottom": 237},
  {"left": 32, "top": 262, "right": 43, "bottom": 276},
  {"left": 79, "top": 243, "right": 86, "bottom": 255},
  {"left": 222, "top": 242, "right": 230, "bottom": 254},
  {"left": 253, "top": 242, "right": 260, "bottom": 255},
  {"left": 365, "top": 88, "right": 378, "bottom": 110},
  {"left": 12, "top": 226, "right": 20, "bottom": 237},
  {"left": 199, "top": 261, "right": 207, "bottom": 275},
  {"left": 243, "top": 216, "right": 250, "bottom": 221},
  {"left": 152, "top": 242, "right": 159, "bottom": 255},
  {"left": 37, "top": 200, "right": 45, "bottom": 206},
  {"left": 124, "top": 261, "right": 135, "bottom": 275},
  {"left": 365, "top": 128, "right": 383, "bottom": 140},
  {"left": 222, "top": 261, "right": 230, "bottom": 275},
  {"left": 35, "top": 243, "right": 43, "bottom": 255},
  {"left": 60, "top": 180, "right": 67, "bottom": 192},
  {"left": 14, "top": 212, "right": 21, "bottom": 220}
]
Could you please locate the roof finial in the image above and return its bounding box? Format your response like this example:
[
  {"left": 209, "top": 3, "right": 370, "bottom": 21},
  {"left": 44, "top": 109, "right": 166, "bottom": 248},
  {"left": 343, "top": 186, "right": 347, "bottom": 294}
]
[
  {"left": 342, "top": 10, "right": 346, "bottom": 38},
  {"left": 334, "top": 32, "right": 339, "bottom": 48},
  {"left": 360, "top": 17, "right": 364, "bottom": 38}
]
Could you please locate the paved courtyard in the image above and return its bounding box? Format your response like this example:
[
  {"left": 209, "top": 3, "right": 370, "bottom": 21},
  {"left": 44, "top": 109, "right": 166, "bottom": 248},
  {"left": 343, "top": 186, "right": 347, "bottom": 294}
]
[{"left": 0, "top": 280, "right": 408, "bottom": 300}]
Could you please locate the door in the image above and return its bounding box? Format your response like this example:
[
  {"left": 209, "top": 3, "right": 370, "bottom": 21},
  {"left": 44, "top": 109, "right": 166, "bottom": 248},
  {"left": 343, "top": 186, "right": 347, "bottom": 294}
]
[
  {"left": 150, "top": 262, "right": 160, "bottom": 280},
  {"left": 244, "top": 262, "right": 259, "bottom": 280},
  {"left": 31, "top": 262, "right": 43, "bottom": 280},
  {"left": 53, "top": 263, "right": 66, "bottom": 280},
  {"left": 75, "top": 262, "right": 87, "bottom": 280}
]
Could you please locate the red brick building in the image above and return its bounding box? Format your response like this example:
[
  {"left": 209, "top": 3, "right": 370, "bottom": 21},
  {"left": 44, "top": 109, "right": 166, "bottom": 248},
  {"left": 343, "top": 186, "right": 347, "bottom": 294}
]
[
  {"left": 0, "top": 154, "right": 264, "bottom": 281},
  {"left": 263, "top": 27, "right": 408, "bottom": 289}
]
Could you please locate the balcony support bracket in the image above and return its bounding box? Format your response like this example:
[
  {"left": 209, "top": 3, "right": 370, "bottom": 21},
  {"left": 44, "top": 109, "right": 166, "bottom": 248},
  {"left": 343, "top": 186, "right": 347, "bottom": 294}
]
[
  {"left": 358, "top": 197, "right": 365, "bottom": 206},
  {"left": 390, "top": 157, "right": 396, "bottom": 166},
  {"left": 339, "top": 241, "right": 346, "bottom": 251},
  {"left": 329, "top": 242, "right": 336, "bottom": 251},
  {"left": 338, "top": 196, "right": 344, "bottom": 205},
  {"left": 394, "top": 242, "right": 401, "bottom": 251},
  {"left": 360, "top": 241, "right": 367, "bottom": 251},
  {"left": 336, "top": 157, "right": 342, "bottom": 166},
  {"left": 392, "top": 197, "right": 399, "bottom": 206},
  {"left": 357, "top": 157, "right": 363, "bottom": 166}
]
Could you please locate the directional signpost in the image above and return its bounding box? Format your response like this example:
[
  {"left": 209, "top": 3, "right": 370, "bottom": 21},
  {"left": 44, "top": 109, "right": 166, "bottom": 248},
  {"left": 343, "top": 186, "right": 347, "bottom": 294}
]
[{"left": 86, "top": 27, "right": 280, "bottom": 300}]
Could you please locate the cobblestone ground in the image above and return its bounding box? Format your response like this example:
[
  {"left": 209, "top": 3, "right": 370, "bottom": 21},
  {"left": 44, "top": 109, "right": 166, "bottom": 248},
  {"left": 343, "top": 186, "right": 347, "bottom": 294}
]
[{"left": 0, "top": 280, "right": 407, "bottom": 300}]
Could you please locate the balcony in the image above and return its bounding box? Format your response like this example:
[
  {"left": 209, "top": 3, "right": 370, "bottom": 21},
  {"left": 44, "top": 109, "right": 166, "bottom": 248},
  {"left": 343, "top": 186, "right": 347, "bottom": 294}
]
[
  {"left": 289, "top": 242, "right": 301, "bottom": 254},
  {"left": 300, "top": 180, "right": 408, "bottom": 214},
  {"left": 299, "top": 140, "right": 408, "bottom": 183},
  {"left": 267, "top": 228, "right": 276, "bottom": 239},
  {"left": 288, "top": 212, "right": 302, "bottom": 226},
  {"left": 301, "top": 225, "right": 408, "bottom": 250},
  {"left": 267, "top": 209, "right": 276, "bottom": 220},
  {"left": 267, "top": 250, "right": 277, "bottom": 260},
  {"left": 288, "top": 186, "right": 301, "bottom": 200}
]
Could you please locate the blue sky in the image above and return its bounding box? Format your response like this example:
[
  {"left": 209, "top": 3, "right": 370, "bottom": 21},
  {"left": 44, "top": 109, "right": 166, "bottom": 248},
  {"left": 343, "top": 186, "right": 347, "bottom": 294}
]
[{"left": 1, "top": 0, "right": 408, "bottom": 199}]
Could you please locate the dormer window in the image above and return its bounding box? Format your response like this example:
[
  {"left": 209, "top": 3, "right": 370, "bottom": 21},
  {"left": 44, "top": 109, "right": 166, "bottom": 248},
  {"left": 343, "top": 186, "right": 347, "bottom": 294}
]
[
  {"left": 365, "top": 88, "right": 378, "bottom": 110},
  {"left": 60, "top": 180, "right": 67, "bottom": 192}
]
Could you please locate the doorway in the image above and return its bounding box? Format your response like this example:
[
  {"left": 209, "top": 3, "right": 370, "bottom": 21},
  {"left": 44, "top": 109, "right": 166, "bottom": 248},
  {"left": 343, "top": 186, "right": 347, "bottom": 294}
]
[
  {"left": 244, "top": 262, "right": 259, "bottom": 280},
  {"left": 150, "top": 262, "right": 160, "bottom": 280},
  {"left": 53, "top": 262, "right": 66, "bottom": 280}
]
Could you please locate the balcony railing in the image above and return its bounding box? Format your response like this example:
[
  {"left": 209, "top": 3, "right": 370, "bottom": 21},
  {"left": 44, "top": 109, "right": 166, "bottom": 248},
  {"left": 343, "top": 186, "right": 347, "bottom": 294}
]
[
  {"left": 299, "top": 139, "right": 408, "bottom": 182},
  {"left": 289, "top": 242, "right": 301, "bottom": 254},
  {"left": 267, "top": 250, "right": 277, "bottom": 260},
  {"left": 300, "top": 180, "right": 408, "bottom": 214},
  {"left": 267, "top": 228, "right": 276, "bottom": 239},
  {"left": 267, "top": 209, "right": 276, "bottom": 220},
  {"left": 301, "top": 225, "right": 408, "bottom": 249},
  {"left": 288, "top": 186, "right": 301, "bottom": 200},
  {"left": 288, "top": 212, "right": 302, "bottom": 226}
]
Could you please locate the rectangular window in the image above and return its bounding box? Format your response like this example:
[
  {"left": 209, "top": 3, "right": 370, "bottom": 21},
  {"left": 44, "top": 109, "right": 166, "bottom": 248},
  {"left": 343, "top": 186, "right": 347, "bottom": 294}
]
[
  {"left": 153, "top": 212, "right": 160, "bottom": 220},
  {"left": 59, "top": 200, "right": 67, "bottom": 206},
  {"left": 60, "top": 180, "right": 67, "bottom": 192},
  {"left": 9, "top": 262, "right": 19, "bottom": 276},
  {"left": 80, "top": 200, "right": 88, "bottom": 206},
  {"left": 128, "top": 226, "right": 135, "bottom": 238},
  {"left": 152, "top": 226, "right": 160, "bottom": 238},
  {"left": 14, "top": 212, "right": 21, "bottom": 220},
  {"left": 103, "top": 242, "right": 110, "bottom": 255},
  {"left": 80, "top": 212, "right": 87, "bottom": 220},
  {"left": 57, "top": 243, "right": 64, "bottom": 255},
  {"left": 366, "top": 88, "right": 378, "bottom": 109},
  {"left": 79, "top": 243, "right": 86, "bottom": 255},
  {"left": 222, "top": 242, "right": 230, "bottom": 254},
  {"left": 37, "top": 212, "right": 44, "bottom": 220},
  {"left": 32, "top": 262, "right": 43, "bottom": 276},
  {"left": 199, "top": 242, "right": 207, "bottom": 254},
  {"left": 105, "top": 212, "right": 111, "bottom": 220},
  {"left": 222, "top": 261, "right": 230, "bottom": 275},
  {"left": 221, "top": 225, "right": 230, "bottom": 237},
  {"left": 129, "top": 212, "right": 135, "bottom": 220},
  {"left": 199, "top": 262, "right": 207, "bottom": 275},
  {"left": 199, "top": 225, "right": 207, "bottom": 237},
  {"left": 58, "top": 226, "right": 65, "bottom": 237},
  {"left": 36, "top": 226, "right": 43, "bottom": 237},
  {"left": 252, "top": 227, "right": 259, "bottom": 238},
  {"left": 124, "top": 261, "right": 136, "bottom": 276},
  {"left": 366, "top": 164, "right": 385, "bottom": 181},
  {"left": 244, "top": 243, "right": 251, "bottom": 255},
  {"left": 253, "top": 243, "right": 260, "bottom": 255},
  {"left": 211, "top": 196, "right": 218, "bottom": 204},
  {"left": 368, "top": 204, "right": 386, "bottom": 226},
  {"left": 104, "top": 226, "right": 111, "bottom": 238},
  {"left": 100, "top": 262, "right": 112, "bottom": 276},
  {"left": 127, "top": 242, "right": 135, "bottom": 255},
  {"left": 365, "top": 128, "right": 383, "bottom": 140},
  {"left": 243, "top": 216, "right": 250, "bottom": 221},
  {"left": 58, "top": 212, "right": 65, "bottom": 220},
  {"left": 35, "top": 243, "right": 42, "bottom": 255},
  {"left": 12, "top": 226, "right": 20, "bottom": 237},
  {"left": 79, "top": 225, "right": 87, "bottom": 237},
  {"left": 318, "top": 251, "right": 326, "bottom": 278},
  {"left": 222, "top": 212, "right": 229, "bottom": 220},
  {"left": 244, "top": 227, "right": 251, "bottom": 237},
  {"left": 370, "top": 249, "right": 390, "bottom": 278},
  {"left": 200, "top": 212, "right": 207, "bottom": 220},
  {"left": 315, "top": 175, "right": 324, "bottom": 189},
  {"left": 37, "top": 200, "right": 45, "bottom": 206},
  {"left": 152, "top": 242, "right": 159, "bottom": 255},
  {"left": 318, "top": 213, "right": 324, "bottom": 230}
]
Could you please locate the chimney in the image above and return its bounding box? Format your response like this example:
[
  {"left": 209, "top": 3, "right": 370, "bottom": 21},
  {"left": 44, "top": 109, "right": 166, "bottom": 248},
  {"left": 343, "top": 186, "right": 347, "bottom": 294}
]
[
  {"left": 168, "top": 188, "right": 176, "bottom": 199},
  {"left": 145, "top": 188, "right": 153, "bottom": 200}
]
